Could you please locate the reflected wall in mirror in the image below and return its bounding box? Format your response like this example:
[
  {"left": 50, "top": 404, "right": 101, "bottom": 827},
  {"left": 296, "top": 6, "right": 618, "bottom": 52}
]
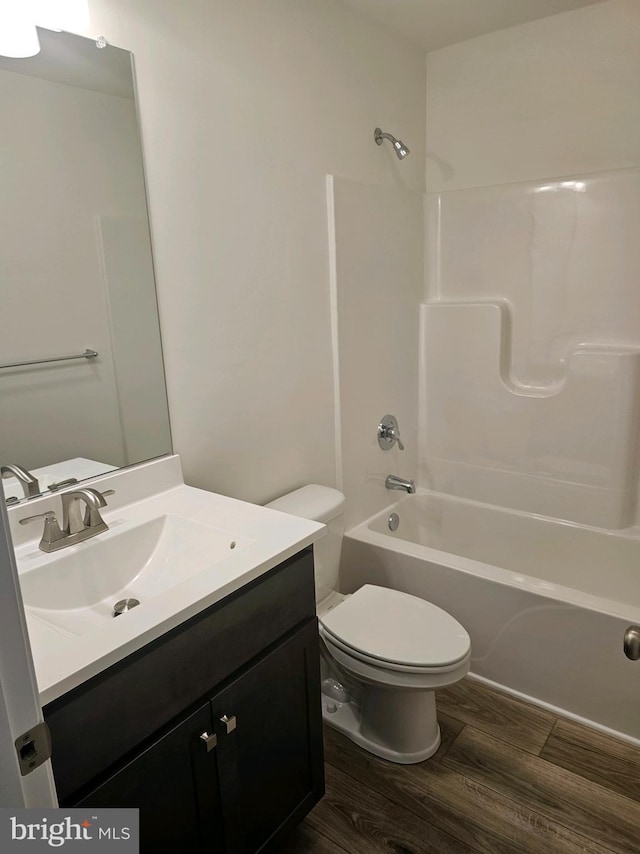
[{"left": 0, "top": 29, "right": 172, "bottom": 504}]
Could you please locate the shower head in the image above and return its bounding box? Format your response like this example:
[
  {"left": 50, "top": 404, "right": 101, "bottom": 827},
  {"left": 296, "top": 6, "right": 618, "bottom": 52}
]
[{"left": 374, "top": 127, "right": 410, "bottom": 160}]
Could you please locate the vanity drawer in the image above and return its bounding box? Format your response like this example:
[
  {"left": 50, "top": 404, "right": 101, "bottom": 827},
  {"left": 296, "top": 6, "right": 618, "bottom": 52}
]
[{"left": 44, "top": 547, "right": 315, "bottom": 803}]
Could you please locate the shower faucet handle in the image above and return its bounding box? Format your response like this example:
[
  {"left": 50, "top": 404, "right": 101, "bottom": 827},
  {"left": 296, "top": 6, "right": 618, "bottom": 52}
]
[{"left": 378, "top": 414, "right": 405, "bottom": 451}]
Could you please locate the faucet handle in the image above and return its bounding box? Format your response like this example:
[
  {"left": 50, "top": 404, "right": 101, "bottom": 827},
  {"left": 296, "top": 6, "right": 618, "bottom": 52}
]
[
  {"left": 19, "top": 510, "right": 56, "bottom": 526},
  {"left": 19, "top": 510, "right": 66, "bottom": 549},
  {"left": 378, "top": 414, "right": 405, "bottom": 451}
]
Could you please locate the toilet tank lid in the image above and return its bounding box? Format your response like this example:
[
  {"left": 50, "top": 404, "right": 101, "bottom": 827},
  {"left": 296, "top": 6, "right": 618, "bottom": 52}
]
[{"left": 265, "top": 484, "right": 345, "bottom": 523}]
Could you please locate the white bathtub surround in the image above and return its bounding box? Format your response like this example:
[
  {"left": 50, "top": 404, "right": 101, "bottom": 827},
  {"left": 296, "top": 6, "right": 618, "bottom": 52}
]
[
  {"left": 423, "top": 2, "right": 640, "bottom": 527},
  {"left": 420, "top": 302, "right": 640, "bottom": 529},
  {"left": 380, "top": 0, "right": 640, "bottom": 747},
  {"left": 341, "top": 493, "right": 640, "bottom": 743},
  {"left": 422, "top": 167, "right": 640, "bottom": 527}
]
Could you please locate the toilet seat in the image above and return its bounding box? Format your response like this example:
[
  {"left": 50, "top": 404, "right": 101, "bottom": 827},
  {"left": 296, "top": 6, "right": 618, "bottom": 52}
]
[
  {"left": 319, "top": 584, "right": 470, "bottom": 672},
  {"left": 319, "top": 629, "right": 468, "bottom": 675}
]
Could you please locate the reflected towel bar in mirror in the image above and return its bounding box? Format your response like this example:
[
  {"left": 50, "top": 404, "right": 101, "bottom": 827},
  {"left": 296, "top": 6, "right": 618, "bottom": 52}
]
[{"left": 0, "top": 349, "right": 98, "bottom": 370}]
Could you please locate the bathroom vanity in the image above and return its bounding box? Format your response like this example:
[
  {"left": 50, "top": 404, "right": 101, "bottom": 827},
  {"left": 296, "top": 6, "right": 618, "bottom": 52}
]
[
  {"left": 9, "top": 457, "right": 326, "bottom": 852},
  {"left": 46, "top": 549, "right": 323, "bottom": 852}
]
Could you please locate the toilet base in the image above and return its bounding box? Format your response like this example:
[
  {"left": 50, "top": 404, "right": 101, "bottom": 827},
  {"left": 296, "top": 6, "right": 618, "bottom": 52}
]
[{"left": 321, "top": 686, "right": 442, "bottom": 764}]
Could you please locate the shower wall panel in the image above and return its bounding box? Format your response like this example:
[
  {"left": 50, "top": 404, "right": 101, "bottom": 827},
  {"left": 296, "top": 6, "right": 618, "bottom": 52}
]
[
  {"left": 330, "top": 176, "right": 423, "bottom": 529},
  {"left": 421, "top": 171, "right": 640, "bottom": 527}
]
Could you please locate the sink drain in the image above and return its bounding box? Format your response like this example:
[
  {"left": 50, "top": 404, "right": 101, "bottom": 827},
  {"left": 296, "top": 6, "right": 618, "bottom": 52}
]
[{"left": 113, "top": 598, "right": 140, "bottom": 617}]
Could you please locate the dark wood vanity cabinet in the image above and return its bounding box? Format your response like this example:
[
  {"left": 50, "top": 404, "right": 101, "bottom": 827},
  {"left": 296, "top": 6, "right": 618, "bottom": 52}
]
[{"left": 43, "top": 549, "right": 325, "bottom": 853}]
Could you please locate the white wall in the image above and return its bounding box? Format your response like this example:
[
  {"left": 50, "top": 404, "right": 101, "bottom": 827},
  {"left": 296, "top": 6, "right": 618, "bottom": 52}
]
[
  {"left": 426, "top": 0, "right": 640, "bottom": 192},
  {"left": 82, "top": 0, "right": 426, "bottom": 504},
  {"left": 423, "top": 0, "right": 640, "bottom": 527}
]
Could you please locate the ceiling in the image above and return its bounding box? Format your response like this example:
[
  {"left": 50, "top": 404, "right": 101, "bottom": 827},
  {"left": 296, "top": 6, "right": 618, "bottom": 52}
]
[{"left": 339, "top": 0, "right": 606, "bottom": 52}]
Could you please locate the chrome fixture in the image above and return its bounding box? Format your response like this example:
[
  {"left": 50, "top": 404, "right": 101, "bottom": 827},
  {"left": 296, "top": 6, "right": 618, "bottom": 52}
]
[
  {"left": 200, "top": 731, "right": 217, "bottom": 752},
  {"left": 114, "top": 598, "right": 140, "bottom": 617},
  {"left": 220, "top": 714, "right": 237, "bottom": 734},
  {"left": 374, "top": 127, "right": 410, "bottom": 160},
  {"left": 385, "top": 475, "right": 415, "bottom": 494},
  {"left": 0, "top": 348, "right": 98, "bottom": 371},
  {"left": 62, "top": 487, "right": 109, "bottom": 535},
  {"left": 47, "top": 477, "right": 79, "bottom": 492},
  {"left": 388, "top": 513, "right": 400, "bottom": 532},
  {"left": 624, "top": 626, "right": 640, "bottom": 660},
  {"left": 378, "top": 414, "right": 405, "bottom": 450},
  {"left": 19, "top": 487, "right": 114, "bottom": 552},
  {"left": 1, "top": 464, "right": 40, "bottom": 499}
]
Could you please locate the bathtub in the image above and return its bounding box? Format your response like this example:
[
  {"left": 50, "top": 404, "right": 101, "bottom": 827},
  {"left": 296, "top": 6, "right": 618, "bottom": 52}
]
[{"left": 341, "top": 491, "right": 640, "bottom": 743}]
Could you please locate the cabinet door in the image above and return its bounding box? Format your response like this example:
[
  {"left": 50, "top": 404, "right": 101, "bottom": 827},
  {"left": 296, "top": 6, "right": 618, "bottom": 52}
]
[
  {"left": 75, "top": 701, "right": 223, "bottom": 853},
  {"left": 211, "top": 619, "right": 324, "bottom": 853}
]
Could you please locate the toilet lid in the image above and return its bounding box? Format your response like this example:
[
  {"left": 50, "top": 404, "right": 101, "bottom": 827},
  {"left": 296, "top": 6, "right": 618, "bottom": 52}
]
[{"left": 319, "top": 584, "right": 470, "bottom": 668}]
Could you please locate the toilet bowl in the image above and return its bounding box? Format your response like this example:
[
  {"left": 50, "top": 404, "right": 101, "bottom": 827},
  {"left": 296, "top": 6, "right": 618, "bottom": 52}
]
[{"left": 266, "top": 485, "right": 471, "bottom": 764}]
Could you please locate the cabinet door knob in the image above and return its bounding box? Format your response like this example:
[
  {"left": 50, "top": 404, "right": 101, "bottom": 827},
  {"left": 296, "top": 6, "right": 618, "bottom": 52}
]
[
  {"left": 220, "top": 714, "right": 237, "bottom": 734},
  {"left": 200, "top": 731, "right": 218, "bottom": 752}
]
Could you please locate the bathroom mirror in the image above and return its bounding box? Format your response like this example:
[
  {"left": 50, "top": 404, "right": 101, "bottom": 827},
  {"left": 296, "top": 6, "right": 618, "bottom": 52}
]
[{"left": 0, "top": 28, "right": 172, "bottom": 503}]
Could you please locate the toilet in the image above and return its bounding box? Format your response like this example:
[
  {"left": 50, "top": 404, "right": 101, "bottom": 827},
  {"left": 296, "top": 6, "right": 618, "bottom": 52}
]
[{"left": 266, "top": 484, "right": 471, "bottom": 764}]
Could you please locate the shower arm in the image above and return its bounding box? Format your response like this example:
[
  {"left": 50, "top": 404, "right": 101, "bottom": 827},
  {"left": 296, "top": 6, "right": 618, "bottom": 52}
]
[{"left": 374, "top": 129, "right": 396, "bottom": 146}]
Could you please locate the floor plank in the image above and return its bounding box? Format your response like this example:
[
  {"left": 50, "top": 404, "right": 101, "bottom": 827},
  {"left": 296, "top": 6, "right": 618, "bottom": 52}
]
[
  {"left": 437, "top": 678, "right": 556, "bottom": 754},
  {"left": 305, "top": 763, "right": 480, "bottom": 854},
  {"left": 444, "top": 726, "right": 640, "bottom": 854},
  {"left": 278, "top": 821, "right": 350, "bottom": 854},
  {"left": 540, "top": 717, "right": 640, "bottom": 803},
  {"left": 432, "top": 712, "right": 465, "bottom": 762},
  {"left": 322, "top": 726, "right": 612, "bottom": 854}
]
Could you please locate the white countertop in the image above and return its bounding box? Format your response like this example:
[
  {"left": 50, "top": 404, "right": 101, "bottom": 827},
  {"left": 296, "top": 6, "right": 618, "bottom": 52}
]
[{"left": 9, "top": 456, "right": 325, "bottom": 705}]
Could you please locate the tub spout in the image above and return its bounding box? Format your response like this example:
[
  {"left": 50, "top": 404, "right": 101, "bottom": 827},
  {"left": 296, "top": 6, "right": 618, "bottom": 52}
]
[{"left": 385, "top": 474, "right": 415, "bottom": 494}]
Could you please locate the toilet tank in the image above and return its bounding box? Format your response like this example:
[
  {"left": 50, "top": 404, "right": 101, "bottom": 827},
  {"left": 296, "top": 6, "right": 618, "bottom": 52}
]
[{"left": 265, "top": 485, "right": 345, "bottom": 607}]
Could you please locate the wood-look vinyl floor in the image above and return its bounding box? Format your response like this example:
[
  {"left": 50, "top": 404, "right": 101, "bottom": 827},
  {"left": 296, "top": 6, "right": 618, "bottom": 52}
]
[{"left": 280, "top": 678, "right": 640, "bottom": 854}]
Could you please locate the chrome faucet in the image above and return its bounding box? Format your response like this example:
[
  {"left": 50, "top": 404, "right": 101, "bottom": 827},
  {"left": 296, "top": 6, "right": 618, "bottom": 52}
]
[
  {"left": 385, "top": 474, "right": 415, "bottom": 494},
  {"left": 1, "top": 464, "right": 41, "bottom": 499},
  {"left": 19, "top": 487, "right": 113, "bottom": 552},
  {"left": 62, "top": 488, "right": 109, "bottom": 535}
]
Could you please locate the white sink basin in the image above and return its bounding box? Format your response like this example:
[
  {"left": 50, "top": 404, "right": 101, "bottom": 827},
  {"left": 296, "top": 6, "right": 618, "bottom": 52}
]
[
  {"left": 20, "top": 514, "right": 250, "bottom": 636},
  {"left": 9, "top": 456, "right": 325, "bottom": 705}
]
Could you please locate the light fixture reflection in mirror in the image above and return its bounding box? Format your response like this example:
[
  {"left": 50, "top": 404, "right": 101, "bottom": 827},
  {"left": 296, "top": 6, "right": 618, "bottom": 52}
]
[
  {"left": 0, "top": 2, "right": 40, "bottom": 58},
  {"left": 0, "top": 28, "right": 172, "bottom": 504},
  {"left": 0, "top": 0, "right": 91, "bottom": 59},
  {"left": 31, "top": 0, "right": 90, "bottom": 33}
]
